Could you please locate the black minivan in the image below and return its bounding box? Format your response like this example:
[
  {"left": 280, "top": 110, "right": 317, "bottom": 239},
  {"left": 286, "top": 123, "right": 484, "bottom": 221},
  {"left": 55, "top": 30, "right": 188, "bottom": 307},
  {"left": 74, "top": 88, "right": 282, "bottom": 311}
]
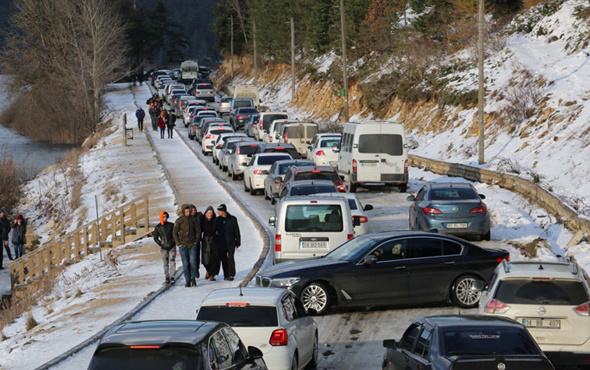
[{"left": 88, "top": 320, "right": 267, "bottom": 370}]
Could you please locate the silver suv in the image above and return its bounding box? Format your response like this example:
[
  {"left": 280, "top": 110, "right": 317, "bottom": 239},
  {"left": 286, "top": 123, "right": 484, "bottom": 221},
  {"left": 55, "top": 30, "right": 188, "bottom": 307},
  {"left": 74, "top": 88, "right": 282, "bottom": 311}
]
[{"left": 228, "top": 142, "right": 264, "bottom": 180}]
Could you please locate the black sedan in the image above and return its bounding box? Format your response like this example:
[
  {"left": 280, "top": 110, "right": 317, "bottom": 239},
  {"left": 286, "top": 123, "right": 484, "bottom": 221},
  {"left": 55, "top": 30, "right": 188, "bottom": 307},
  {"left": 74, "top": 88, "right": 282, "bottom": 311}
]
[
  {"left": 256, "top": 231, "right": 509, "bottom": 314},
  {"left": 382, "top": 315, "right": 554, "bottom": 370}
]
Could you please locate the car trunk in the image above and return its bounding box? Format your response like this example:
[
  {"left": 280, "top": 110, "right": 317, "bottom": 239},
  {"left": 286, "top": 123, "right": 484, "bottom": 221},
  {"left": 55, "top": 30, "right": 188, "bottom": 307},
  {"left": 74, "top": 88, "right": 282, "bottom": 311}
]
[
  {"left": 449, "top": 356, "right": 552, "bottom": 370},
  {"left": 429, "top": 200, "right": 483, "bottom": 220},
  {"left": 233, "top": 327, "right": 275, "bottom": 355}
]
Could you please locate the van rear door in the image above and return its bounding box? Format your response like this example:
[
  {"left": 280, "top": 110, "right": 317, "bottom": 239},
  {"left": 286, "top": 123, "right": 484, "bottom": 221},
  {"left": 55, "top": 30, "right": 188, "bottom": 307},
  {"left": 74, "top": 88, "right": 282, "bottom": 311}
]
[{"left": 356, "top": 127, "right": 404, "bottom": 183}]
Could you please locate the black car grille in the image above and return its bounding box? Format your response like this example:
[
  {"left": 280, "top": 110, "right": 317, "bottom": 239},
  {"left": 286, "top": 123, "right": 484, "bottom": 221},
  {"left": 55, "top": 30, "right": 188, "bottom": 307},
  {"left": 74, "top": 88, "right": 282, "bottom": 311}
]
[{"left": 256, "top": 276, "right": 271, "bottom": 287}]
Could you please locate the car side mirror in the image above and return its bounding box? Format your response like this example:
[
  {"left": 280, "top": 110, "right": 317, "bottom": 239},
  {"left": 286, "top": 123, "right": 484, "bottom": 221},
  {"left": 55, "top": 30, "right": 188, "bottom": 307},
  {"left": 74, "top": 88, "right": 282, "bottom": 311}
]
[
  {"left": 248, "top": 346, "right": 263, "bottom": 360},
  {"left": 332, "top": 146, "right": 340, "bottom": 153},
  {"left": 406, "top": 195, "right": 416, "bottom": 201},
  {"left": 479, "top": 194, "right": 486, "bottom": 199},
  {"left": 363, "top": 204, "right": 373, "bottom": 211},
  {"left": 307, "top": 146, "right": 312, "bottom": 150},
  {"left": 261, "top": 170, "right": 269, "bottom": 175},
  {"left": 352, "top": 216, "right": 361, "bottom": 227},
  {"left": 241, "top": 162, "right": 248, "bottom": 166},
  {"left": 306, "top": 141, "right": 311, "bottom": 145},
  {"left": 382, "top": 339, "right": 397, "bottom": 349},
  {"left": 471, "top": 280, "right": 486, "bottom": 292},
  {"left": 363, "top": 255, "right": 377, "bottom": 265},
  {"left": 268, "top": 216, "right": 276, "bottom": 226}
]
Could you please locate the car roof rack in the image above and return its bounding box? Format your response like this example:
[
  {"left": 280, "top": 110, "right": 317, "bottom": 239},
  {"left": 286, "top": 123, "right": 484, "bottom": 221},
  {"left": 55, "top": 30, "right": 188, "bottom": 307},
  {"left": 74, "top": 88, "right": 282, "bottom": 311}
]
[{"left": 502, "top": 259, "right": 512, "bottom": 273}]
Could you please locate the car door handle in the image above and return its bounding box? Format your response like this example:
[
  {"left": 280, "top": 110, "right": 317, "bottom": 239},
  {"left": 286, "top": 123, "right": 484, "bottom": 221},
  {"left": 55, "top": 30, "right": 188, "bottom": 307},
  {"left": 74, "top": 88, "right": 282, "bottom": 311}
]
[
  {"left": 444, "top": 261, "right": 456, "bottom": 265},
  {"left": 395, "top": 266, "right": 406, "bottom": 270}
]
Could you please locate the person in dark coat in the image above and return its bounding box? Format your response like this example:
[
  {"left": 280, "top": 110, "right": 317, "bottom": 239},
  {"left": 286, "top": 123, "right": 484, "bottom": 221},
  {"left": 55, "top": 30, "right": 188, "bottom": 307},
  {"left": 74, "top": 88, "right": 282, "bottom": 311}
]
[
  {"left": 189, "top": 205, "right": 203, "bottom": 277},
  {"left": 11, "top": 215, "right": 26, "bottom": 259},
  {"left": 153, "top": 211, "right": 176, "bottom": 285},
  {"left": 201, "top": 206, "right": 219, "bottom": 281},
  {"left": 158, "top": 112, "right": 166, "bottom": 139},
  {"left": 214, "top": 204, "right": 241, "bottom": 281},
  {"left": 167, "top": 112, "right": 176, "bottom": 139},
  {"left": 135, "top": 107, "right": 146, "bottom": 131},
  {"left": 173, "top": 204, "right": 201, "bottom": 287},
  {"left": 0, "top": 209, "right": 12, "bottom": 268}
]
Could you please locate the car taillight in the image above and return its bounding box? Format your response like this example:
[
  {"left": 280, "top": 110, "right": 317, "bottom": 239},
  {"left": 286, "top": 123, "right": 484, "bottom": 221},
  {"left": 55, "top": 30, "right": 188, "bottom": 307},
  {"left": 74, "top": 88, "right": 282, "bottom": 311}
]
[
  {"left": 316, "top": 150, "right": 325, "bottom": 156},
  {"left": 284, "top": 132, "right": 288, "bottom": 143},
  {"left": 347, "top": 234, "right": 354, "bottom": 240},
  {"left": 422, "top": 207, "right": 442, "bottom": 215},
  {"left": 496, "top": 255, "right": 510, "bottom": 263},
  {"left": 337, "top": 186, "right": 345, "bottom": 192},
  {"left": 253, "top": 170, "right": 264, "bottom": 175},
  {"left": 216, "top": 144, "right": 222, "bottom": 148},
  {"left": 237, "top": 115, "right": 243, "bottom": 119},
  {"left": 404, "top": 159, "right": 408, "bottom": 172},
  {"left": 574, "top": 302, "right": 590, "bottom": 316},
  {"left": 352, "top": 159, "right": 357, "bottom": 172},
  {"left": 275, "top": 235, "right": 281, "bottom": 252},
  {"left": 470, "top": 206, "right": 487, "bottom": 214},
  {"left": 205, "top": 135, "right": 213, "bottom": 139},
  {"left": 269, "top": 329, "right": 288, "bottom": 346},
  {"left": 353, "top": 216, "right": 368, "bottom": 223},
  {"left": 259, "top": 120, "right": 263, "bottom": 129},
  {"left": 484, "top": 299, "right": 511, "bottom": 314}
]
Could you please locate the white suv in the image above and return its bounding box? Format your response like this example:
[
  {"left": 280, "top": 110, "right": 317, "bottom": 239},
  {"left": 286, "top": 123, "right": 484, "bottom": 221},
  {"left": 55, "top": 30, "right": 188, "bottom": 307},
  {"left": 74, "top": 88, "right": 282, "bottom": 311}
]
[
  {"left": 197, "top": 288, "right": 318, "bottom": 370},
  {"left": 476, "top": 260, "right": 590, "bottom": 368}
]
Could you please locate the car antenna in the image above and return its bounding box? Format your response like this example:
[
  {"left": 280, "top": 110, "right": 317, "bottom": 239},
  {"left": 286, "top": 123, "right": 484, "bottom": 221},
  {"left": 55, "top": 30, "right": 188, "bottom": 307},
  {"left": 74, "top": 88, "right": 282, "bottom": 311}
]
[{"left": 239, "top": 285, "right": 243, "bottom": 297}]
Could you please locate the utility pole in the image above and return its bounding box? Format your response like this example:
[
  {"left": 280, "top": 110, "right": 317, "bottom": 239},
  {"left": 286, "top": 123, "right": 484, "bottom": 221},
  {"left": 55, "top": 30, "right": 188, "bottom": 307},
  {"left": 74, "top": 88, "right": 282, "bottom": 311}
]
[
  {"left": 230, "top": 16, "right": 234, "bottom": 79},
  {"left": 290, "top": 17, "right": 295, "bottom": 100},
  {"left": 340, "top": 0, "right": 349, "bottom": 122},
  {"left": 253, "top": 20, "right": 258, "bottom": 82},
  {"left": 477, "top": 0, "right": 485, "bottom": 165}
]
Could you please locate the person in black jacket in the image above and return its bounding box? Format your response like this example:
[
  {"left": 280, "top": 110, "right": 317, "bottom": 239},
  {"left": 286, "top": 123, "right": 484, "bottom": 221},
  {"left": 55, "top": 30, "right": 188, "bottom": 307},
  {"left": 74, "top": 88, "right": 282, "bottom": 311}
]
[
  {"left": 0, "top": 209, "right": 12, "bottom": 269},
  {"left": 214, "top": 204, "right": 241, "bottom": 281},
  {"left": 135, "top": 107, "right": 146, "bottom": 131},
  {"left": 153, "top": 211, "right": 176, "bottom": 285},
  {"left": 11, "top": 215, "right": 26, "bottom": 259},
  {"left": 201, "top": 206, "right": 219, "bottom": 281}
]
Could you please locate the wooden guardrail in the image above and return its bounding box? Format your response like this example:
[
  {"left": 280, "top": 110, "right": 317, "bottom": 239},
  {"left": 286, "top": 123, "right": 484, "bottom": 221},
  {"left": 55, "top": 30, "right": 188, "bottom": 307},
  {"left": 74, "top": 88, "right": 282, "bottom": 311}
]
[
  {"left": 9, "top": 195, "right": 152, "bottom": 295},
  {"left": 408, "top": 154, "right": 590, "bottom": 243}
]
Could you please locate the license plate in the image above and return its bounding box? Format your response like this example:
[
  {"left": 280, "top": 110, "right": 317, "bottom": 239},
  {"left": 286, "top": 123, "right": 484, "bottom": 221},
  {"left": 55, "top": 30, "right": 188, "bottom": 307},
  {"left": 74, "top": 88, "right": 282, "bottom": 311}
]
[
  {"left": 301, "top": 241, "right": 328, "bottom": 249},
  {"left": 329, "top": 161, "right": 335, "bottom": 166},
  {"left": 522, "top": 318, "right": 561, "bottom": 329},
  {"left": 361, "top": 163, "right": 377, "bottom": 167},
  {"left": 446, "top": 223, "right": 468, "bottom": 229}
]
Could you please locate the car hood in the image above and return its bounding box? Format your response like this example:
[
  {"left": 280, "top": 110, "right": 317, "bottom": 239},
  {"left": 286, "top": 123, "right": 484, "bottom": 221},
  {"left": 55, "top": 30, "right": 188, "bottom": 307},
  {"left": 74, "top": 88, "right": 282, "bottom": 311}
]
[{"left": 259, "top": 257, "right": 348, "bottom": 278}]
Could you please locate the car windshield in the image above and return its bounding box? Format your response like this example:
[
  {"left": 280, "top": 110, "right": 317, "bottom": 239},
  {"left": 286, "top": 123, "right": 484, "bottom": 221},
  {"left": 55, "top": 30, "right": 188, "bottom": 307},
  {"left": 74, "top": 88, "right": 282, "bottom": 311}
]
[
  {"left": 197, "top": 305, "right": 278, "bottom": 327},
  {"left": 258, "top": 155, "right": 291, "bottom": 165},
  {"left": 88, "top": 347, "right": 202, "bottom": 370},
  {"left": 442, "top": 327, "right": 539, "bottom": 356},
  {"left": 325, "top": 236, "right": 379, "bottom": 261},
  {"left": 494, "top": 279, "right": 589, "bottom": 305},
  {"left": 320, "top": 139, "right": 341, "bottom": 148},
  {"left": 285, "top": 204, "right": 343, "bottom": 233},
  {"left": 238, "top": 108, "right": 258, "bottom": 114},
  {"left": 294, "top": 171, "right": 339, "bottom": 182},
  {"left": 278, "top": 161, "right": 314, "bottom": 175},
  {"left": 290, "top": 185, "right": 337, "bottom": 196},
  {"left": 430, "top": 187, "right": 479, "bottom": 201}
]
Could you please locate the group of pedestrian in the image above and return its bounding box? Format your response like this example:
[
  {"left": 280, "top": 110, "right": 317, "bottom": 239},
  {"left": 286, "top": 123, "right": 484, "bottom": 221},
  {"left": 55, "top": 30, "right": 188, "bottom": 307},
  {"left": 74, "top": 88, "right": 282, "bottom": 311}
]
[
  {"left": 0, "top": 209, "right": 27, "bottom": 269},
  {"left": 153, "top": 203, "right": 240, "bottom": 287},
  {"left": 145, "top": 94, "right": 176, "bottom": 139}
]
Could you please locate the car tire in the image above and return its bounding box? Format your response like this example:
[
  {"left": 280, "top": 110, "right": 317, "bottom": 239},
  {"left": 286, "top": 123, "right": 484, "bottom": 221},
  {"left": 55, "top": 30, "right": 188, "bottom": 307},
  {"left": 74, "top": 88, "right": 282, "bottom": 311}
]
[
  {"left": 249, "top": 181, "right": 256, "bottom": 196},
  {"left": 264, "top": 189, "right": 270, "bottom": 201},
  {"left": 347, "top": 180, "right": 357, "bottom": 193},
  {"left": 306, "top": 332, "right": 319, "bottom": 369},
  {"left": 244, "top": 180, "right": 249, "bottom": 192},
  {"left": 290, "top": 353, "right": 298, "bottom": 370},
  {"left": 301, "top": 282, "right": 332, "bottom": 315},
  {"left": 231, "top": 169, "right": 238, "bottom": 181},
  {"left": 451, "top": 274, "right": 482, "bottom": 308},
  {"left": 222, "top": 166, "right": 227, "bottom": 172},
  {"left": 481, "top": 230, "right": 491, "bottom": 241},
  {"left": 399, "top": 184, "right": 407, "bottom": 193}
]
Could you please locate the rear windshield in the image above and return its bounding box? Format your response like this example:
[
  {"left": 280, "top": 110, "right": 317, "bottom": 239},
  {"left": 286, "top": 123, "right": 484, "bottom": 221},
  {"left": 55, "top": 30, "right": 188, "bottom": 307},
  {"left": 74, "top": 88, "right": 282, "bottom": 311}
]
[
  {"left": 291, "top": 185, "right": 337, "bottom": 196},
  {"left": 222, "top": 97, "right": 232, "bottom": 103},
  {"left": 258, "top": 155, "right": 291, "bottom": 165},
  {"left": 321, "top": 139, "right": 341, "bottom": 148},
  {"left": 172, "top": 90, "right": 185, "bottom": 95},
  {"left": 197, "top": 84, "right": 213, "bottom": 89},
  {"left": 278, "top": 162, "right": 314, "bottom": 175},
  {"left": 263, "top": 114, "right": 289, "bottom": 130},
  {"left": 210, "top": 129, "right": 232, "bottom": 135},
  {"left": 199, "top": 112, "right": 217, "bottom": 117},
  {"left": 273, "top": 122, "right": 290, "bottom": 134},
  {"left": 197, "top": 305, "right": 278, "bottom": 327},
  {"left": 238, "top": 108, "right": 258, "bottom": 114},
  {"left": 233, "top": 100, "right": 253, "bottom": 109},
  {"left": 237, "top": 145, "right": 259, "bottom": 155},
  {"left": 88, "top": 347, "right": 202, "bottom": 370},
  {"left": 358, "top": 134, "right": 403, "bottom": 156},
  {"left": 285, "top": 204, "right": 343, "bottom": 232},
  {"left": 294, "top": 171, "right": 339, "bottom": 182},
  {"left": 494, "top": 279, "right": 589, "bottom": 305},
  {"left": 263, "top": 147, "right": 299, "bottom": 158},
  {"left": 441, "top": 328, "right": 539, "bottom": 356},
  {"left": 430, "top": 188, "right": 479, "bottom": 201},
  {"left": 286, "top": 125, "right": 317, "bottom": 139}
]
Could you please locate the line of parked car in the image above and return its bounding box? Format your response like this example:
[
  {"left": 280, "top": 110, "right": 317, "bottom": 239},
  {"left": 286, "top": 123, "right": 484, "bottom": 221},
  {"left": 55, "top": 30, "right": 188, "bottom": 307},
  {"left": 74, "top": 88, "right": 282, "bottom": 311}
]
[{"left": 106, "top": 70, "right": 588, "bottom": 370}]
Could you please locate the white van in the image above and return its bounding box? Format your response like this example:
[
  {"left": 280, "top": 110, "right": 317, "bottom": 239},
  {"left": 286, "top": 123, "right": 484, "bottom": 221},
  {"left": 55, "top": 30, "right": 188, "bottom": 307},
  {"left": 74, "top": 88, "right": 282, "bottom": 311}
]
[
  {"left": 281, "top": 122, "right": 318, "bottom": 158},
  {"left": 255, "top": 112, "right": 290, "bottom": 141},
  {"left": 269, "top": 196, "right": 359, "bottom": 263},
  {"left": 233, "top": 84, "right": 260, "bottom": 108},
  {"left": 336, "top": 120, "right": 408, "bottom": 193}
]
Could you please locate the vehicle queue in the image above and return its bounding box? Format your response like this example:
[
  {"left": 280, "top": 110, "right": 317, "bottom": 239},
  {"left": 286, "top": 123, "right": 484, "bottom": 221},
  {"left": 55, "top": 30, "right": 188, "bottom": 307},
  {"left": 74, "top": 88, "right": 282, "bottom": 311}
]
[{"left": 88, "top": 68, "right": 590, "bottom": 370}]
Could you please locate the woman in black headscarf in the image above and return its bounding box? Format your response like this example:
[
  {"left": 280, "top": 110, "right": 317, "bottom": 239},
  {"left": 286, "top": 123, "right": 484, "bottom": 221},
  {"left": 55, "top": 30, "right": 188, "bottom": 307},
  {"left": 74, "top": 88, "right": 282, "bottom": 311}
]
[{"left": 201, "top": 206, "right": 219, "bottom": 281}]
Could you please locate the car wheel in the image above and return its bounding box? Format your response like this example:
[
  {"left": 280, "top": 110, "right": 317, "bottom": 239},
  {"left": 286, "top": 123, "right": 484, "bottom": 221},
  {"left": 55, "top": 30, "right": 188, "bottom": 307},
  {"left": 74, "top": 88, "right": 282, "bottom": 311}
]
[
  {"left": 399, "top": 184, "right": 407, "bottom": 193},
  {"left": 264, "top": 188, "right": 270, "bottom": 200},
  {"left": 481, "top": 230, "right": 491, "bottom": 241},
  {"left": 306, "top": 332, "right": 319, "bottom": 369},
  {"left": 451, "top": 274, "right": 481, "bottom": 308},
  {"left": 347, "top": 180, "right": 357, "bottom": 193},
  {"left": 222, "top": 165, "right": 227, "bottom": 172},
  {"left": 301, "top": 282, "right": 331, "bottom": 315},
  {"left": 249, "top": 181, "right": 256, "bottom": 195},
  {"left": 290, "top": 353, "right": 298, "bottom": 370}
]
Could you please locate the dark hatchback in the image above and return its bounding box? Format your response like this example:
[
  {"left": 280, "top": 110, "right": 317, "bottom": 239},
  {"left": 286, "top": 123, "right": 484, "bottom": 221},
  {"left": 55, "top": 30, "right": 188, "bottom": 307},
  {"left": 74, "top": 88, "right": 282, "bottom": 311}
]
[
  {"left": 232, "top": 107, "right": 259, "bottom": 130},
  {"left": 87, "top": 320, "right": 266, "bottom": 370},
  {"left": 255, "top": 143, "right": 302, "bottom": 159},
  {"left": 256, "top": 231, "right": 509, "bottom": 314},
  {"left": 382, "top": 315, "right": 554, "bottom": 370}
]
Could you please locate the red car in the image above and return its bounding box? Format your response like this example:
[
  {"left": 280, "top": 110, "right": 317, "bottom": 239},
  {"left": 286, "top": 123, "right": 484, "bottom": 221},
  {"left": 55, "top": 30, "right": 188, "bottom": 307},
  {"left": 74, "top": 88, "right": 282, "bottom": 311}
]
[{"left": 277, "top": 165, "right": 345, "bottom": 195}]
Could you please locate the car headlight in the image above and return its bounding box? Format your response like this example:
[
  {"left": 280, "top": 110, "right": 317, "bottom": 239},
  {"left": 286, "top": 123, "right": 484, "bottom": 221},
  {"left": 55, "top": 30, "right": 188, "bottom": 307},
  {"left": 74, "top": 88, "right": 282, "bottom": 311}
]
[{"left": 270, "top": 277, "right": 300, "bottom": 288}]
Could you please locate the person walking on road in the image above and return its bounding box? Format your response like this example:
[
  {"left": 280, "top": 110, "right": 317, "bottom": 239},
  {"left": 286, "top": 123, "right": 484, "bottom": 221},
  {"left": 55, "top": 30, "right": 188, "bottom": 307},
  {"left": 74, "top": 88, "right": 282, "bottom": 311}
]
[
  {"left": 0, "top": 209, "right": 11, "bottom": 269},
  {"left": 153, "top": 211, "right": 176, "bottom": 285},
  {"left": 11, "top": 215, "right": 26, "bottom": 259},
  {"left": 149, "top": 104, "right": 157, "bottom": 131},
  {"left": 173, "top": 205, "right": 201, "bottom": 287},
  {"left": 189, "top": 205, "right": 203, "bottom": 275},
  {"left": 167, "top": 112, "right": 176, "bottom": 139},
  {"left": 135, "top": 106, "right": 145, "bottom": 131},
  {"left": 201, "top": 206, "right": 219, "bottom": 281},
  {"left": 158, "top": 112, "right": 166, "bottom": 139},
  {"left": 214, "top": 204, "right": 240, "bottom": 281}
]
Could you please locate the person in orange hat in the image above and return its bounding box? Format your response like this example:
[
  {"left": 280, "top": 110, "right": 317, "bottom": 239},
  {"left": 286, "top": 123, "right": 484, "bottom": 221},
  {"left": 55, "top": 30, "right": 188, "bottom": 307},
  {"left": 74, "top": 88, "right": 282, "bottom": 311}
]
[{"left": 153, "top": 211, "right": 176, "bottom": 285}]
